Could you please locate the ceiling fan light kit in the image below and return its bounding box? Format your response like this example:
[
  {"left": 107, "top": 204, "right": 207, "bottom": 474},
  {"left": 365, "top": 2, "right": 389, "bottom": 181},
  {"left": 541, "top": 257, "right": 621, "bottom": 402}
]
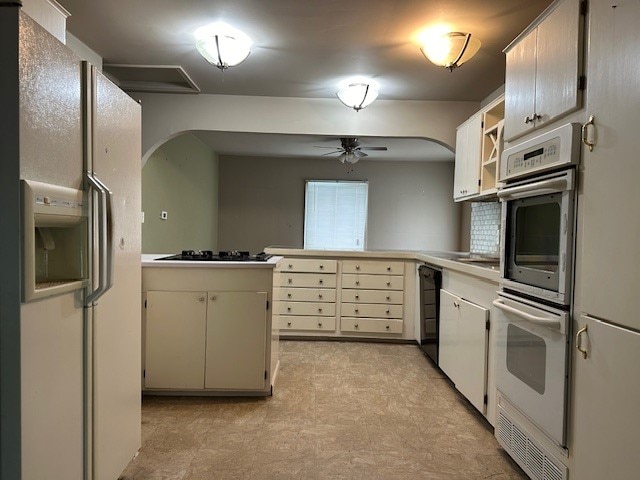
[
  {"left": 336, "top": 78, "right": 380, "bottom": 111},
  {"left": 420, "top": 31, "right": 481, "bottom": 71},
  {"left": 315, "top": 137, "right": 388, "bottom": 164},
  {"left": 195, "top": 22, "right": 252, "bottom": 71}
]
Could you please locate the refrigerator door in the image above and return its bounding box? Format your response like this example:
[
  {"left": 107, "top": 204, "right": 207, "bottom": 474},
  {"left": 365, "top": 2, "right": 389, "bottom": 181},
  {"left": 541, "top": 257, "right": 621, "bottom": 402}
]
[{"left": 88, "top": 66, "right": 142, "bottom": 480}]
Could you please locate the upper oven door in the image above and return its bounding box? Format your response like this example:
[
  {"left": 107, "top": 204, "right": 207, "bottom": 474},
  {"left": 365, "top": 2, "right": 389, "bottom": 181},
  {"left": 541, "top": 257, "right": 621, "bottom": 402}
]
[
  {"left": 499, "top": 170, "right": 575, "bottom": 305},
  {"left": 493, "top": 293, "right": 569, "bottom": 447}
]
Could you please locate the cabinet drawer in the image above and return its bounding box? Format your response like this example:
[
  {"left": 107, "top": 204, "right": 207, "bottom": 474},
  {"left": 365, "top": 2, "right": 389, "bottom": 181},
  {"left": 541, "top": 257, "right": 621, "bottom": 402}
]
[
  {"left": 276, "top": 301, "right": 336, "bottom": 316},
  {"left": 276, "top": 258, "right": 337, "bottom": 273},
  {"left": 342, "top": 260, "right": 404, "bottom": 275},
  {"left": 274, "top": 287, "right": 336, "bottom": 302},
  {"left": 341, "top": 303, "right": 403, "bottom": 319},
  {"left": 341, "top": 289, "right": 403, "bottom": 305},
  {"left": 342, "top": 274, "right": 403, "bottom": 290},
  {"left": 278, "top": 315, "right": 336, "bottom": 332},
  {"left": 275, "top": 272, "right": 336, "bottom": 288},
  {"left": 341, "top": 318, "right": 403, "bottom": 334}
]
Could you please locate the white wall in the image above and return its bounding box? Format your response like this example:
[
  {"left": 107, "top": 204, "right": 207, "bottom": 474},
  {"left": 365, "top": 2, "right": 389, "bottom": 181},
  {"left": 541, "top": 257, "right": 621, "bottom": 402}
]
[
  {"left": 217, "top": 155, "right": 461, "bottom": 253},
  {"left": 134, "top": 92, "right": 479, "bottom": 164},
  {"left": 142, "top": 133, "right": 219, "bottom": 253}
]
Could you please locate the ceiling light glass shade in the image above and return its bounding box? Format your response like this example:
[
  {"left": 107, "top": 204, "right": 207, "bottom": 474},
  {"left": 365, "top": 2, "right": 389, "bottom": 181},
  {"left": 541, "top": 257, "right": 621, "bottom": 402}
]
[
  {"left": 340, "top": 152, "right": 359, "bottom": 164},
  {"left": 336, "top": 79, "right": 379, "bottom": 111},
  {"left": 194, "top": 22, "right": 252, "bottom": 71},
  {"left": 420, "top": 32, "right": 481, "bottom": 71}
]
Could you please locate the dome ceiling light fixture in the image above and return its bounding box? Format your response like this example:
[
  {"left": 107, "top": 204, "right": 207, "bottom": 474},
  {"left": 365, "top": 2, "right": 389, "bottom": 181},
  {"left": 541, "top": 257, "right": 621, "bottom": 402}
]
[
  {"left": 336, "top": 78, "right": 380, "bottom": 112},
  {"left": 420, "top": 31, "right": 481, "bottom": 71},
  {"left": 194, "top": 22, "right": 252, "bottom": 71}
]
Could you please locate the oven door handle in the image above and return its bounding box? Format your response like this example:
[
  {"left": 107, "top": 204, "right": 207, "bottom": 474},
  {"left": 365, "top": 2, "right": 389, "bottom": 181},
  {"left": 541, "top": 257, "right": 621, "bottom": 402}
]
[
  {"left": 492, "top": 299, "right": 562, "bottom": 331},
  {"left": 497, "top": 176, "right": 571, "bottom": 201}
]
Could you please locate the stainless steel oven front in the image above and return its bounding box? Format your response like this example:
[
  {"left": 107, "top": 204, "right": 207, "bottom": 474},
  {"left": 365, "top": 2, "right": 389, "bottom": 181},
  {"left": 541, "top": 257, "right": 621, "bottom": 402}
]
[{"left": 498, "top": 123, "right": 581, "bottom": 306}]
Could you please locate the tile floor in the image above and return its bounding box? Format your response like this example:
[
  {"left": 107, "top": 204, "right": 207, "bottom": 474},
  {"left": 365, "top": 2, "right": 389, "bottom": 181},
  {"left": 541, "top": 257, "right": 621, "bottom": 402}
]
[{"left": 120, "top": 340, "right": 527, "bottom": 480}]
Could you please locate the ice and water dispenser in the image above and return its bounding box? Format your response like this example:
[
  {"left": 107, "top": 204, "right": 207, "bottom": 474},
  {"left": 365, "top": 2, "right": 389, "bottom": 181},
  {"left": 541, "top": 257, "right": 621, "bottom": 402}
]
[{"left": 22, "top": 179, "right": 88, "bottom": 301}]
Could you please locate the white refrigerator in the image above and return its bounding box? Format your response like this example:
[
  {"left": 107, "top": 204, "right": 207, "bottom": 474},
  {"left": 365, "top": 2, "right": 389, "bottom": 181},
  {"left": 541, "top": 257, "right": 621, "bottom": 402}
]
[{"left": 0, "top": 6, "right": 141, "bottom": 480}]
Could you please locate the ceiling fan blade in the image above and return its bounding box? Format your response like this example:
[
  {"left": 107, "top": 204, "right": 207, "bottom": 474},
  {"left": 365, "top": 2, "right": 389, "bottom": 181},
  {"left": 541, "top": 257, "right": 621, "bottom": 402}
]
[
  {"left": 354, "top": 150, "right": 367, "bottom": 157},
  {"left": 359, "top": 146, "right": 388, "bottom": 151},
  {"left": 321, "top": 150, "right": 343, "bottom": 156},
  {"left": 314, "top": 146, "right": 342, "bottom": 149}
]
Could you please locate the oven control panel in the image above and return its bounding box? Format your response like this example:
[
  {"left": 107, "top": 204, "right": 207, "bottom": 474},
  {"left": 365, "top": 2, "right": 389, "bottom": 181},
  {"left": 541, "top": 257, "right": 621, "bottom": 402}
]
[{"left": 500, "top": 123, "right": 581, "bottom": 183}]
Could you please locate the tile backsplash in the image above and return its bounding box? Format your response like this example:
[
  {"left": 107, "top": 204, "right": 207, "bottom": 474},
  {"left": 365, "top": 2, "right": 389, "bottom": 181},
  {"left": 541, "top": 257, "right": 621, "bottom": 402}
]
[{"left": 470, "top": 202, "right": 501, "bottom": 256}]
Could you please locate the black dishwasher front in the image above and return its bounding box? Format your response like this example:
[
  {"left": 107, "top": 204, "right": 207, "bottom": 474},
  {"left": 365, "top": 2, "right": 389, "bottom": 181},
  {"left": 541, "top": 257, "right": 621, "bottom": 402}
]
[{"left": 418, "top": 265, "right": 442, "bottom": 364}]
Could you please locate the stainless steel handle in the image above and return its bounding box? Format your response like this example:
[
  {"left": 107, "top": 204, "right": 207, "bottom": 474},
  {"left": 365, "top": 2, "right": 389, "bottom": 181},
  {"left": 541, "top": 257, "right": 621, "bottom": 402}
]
[
  {"left": 492, "top": 299, "right": 562, "bottom": 330},
  {"left": 85, "top": 172, "right": 108, "bottom": 306},
  {"left": 582, "top": 115, "right": 595, "bottom": 152},
  {"left": 497, "top": 174, "right": 572, "bottom": 201},
  {"left": 576, "top": 324, "right": 588, "bottom": 359}
]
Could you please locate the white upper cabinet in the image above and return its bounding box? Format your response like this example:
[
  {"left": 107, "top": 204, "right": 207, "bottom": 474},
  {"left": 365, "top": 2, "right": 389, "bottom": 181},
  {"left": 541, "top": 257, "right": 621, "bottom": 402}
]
[
  {"left": 454, "top": 112, "right": 482, "bottom": 201},
  {"left": 503, "top": 0, "right": 584, "bottom": 142}
]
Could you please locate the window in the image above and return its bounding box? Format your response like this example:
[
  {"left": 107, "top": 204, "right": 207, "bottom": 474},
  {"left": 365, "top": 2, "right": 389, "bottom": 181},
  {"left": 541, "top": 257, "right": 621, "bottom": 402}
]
[{"left": 304, "top": 180, "right": 368, "bottom": 250}]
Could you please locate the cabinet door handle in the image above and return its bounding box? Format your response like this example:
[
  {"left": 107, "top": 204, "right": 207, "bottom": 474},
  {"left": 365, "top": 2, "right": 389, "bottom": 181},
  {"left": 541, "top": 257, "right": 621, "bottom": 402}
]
[
  {"left": 576, "top": 324, "right": 588, "bottom": 359},
  {"left": 582, "top": 115, "right": 596, "bottom": 152},
  {"left": 524, "top": 115, "right": 532, "bottom": 124},
  {"left": 210, "top": 296, "right": 216, "bottom": 301},
  {"left": 453, "top": 301, "right": 459, "bottom": 308},
  {"left": 198, "top": 296, "right": 205, "bottom": 303}
]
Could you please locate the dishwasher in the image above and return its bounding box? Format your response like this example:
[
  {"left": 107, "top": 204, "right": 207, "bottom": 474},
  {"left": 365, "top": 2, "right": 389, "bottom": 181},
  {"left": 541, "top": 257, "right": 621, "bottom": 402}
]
[{"left": 418, "top": 265, "right": 442, "bottom": 364}]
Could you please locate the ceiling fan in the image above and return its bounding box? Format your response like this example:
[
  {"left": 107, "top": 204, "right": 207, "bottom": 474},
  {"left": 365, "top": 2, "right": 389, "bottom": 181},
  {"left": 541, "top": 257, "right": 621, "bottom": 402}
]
[{"left": 314, "top": 137, "right": 388, "bottom": 164}]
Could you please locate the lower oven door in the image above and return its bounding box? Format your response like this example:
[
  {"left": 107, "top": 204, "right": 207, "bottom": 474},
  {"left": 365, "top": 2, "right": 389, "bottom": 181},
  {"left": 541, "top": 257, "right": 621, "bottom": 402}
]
[
  {"left": 493, "top": 293, "right": 569, "bottom": 447},
  {"left": 499, "top": 169, "right": 575, "bottom": 305}
]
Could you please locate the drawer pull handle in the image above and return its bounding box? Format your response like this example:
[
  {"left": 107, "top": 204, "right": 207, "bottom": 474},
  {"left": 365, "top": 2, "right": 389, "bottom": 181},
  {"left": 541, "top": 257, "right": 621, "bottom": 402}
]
[
  {"left": 318, "top": 294, "right": 323, "bottom": 299},
  {"left": 318, "top": 322, "right": 323, "bottom": 327},
  {"left": 387, "top": 266, "right": 391, "bottom": 271},
  {"left": 287, "top": 307, "right": 291, "bottom": 312},
  {"left": 386, "top": 282, "right": 391, "bottom": 287},
  {"left": 318, "top": 308, "right": 323, "bottom": 313},
  {"left": 287, "top": 322, "right": 292, "bottom": 327},
  {"left": 198, "top": 296, "right": 205, "bottom": 303},
  {"left": 210, "top": 296, "right": 217, "bottom": 301},
  {"left": 356, "top": 281, "right": 360, "bottom": 285},
  {"left": 355, "top": 295, "right": 359, "bottom": 299},
  {"left": 319, "top": 264, "right": 324, "bottom": 269},
  {"left": 288, "top": 278, "right": 292, "bottom": 284},
  {"left": 355, "top": 309, "right": 359, "bottom": 313},
  {"left": 386, "top": 296, "right": 390, "bottom": 301},
  {"left": 319, "top": 279, "right": 324, "bottom": 284},
  {"left": 288, "top": 264, "right": 293, "bottom": 269},
  {"left": 386, "top": 309, "right": 390, "bottom": 314},
  {"left": 386, "top": 325, "right": 390, "bottom": 330},
  {"left": 356, "top": 265, "right": 360, "bottom": 270},
  {"left": 355, "top": 323, "right": 359, "bottom": 328},
  {"left": 287, "top": 293, "right": 292, "bottom": 298}
]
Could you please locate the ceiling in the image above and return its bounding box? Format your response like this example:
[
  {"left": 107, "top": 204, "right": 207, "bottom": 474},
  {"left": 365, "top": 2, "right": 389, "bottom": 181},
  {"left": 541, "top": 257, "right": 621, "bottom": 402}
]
[{"left": 58, "top": 0, "right": 553, "bottom": 161}]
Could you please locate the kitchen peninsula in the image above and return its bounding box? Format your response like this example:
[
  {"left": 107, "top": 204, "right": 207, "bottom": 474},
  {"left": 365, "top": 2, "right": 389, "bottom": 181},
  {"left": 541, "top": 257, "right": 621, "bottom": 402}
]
[{"left": 141, "top": 254, "right": 282, "bottom": 396}]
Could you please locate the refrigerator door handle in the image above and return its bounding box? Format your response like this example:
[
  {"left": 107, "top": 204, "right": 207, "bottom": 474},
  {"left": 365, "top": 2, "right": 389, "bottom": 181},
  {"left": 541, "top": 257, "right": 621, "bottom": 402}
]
[
  {"left": 91, "top": 174, "right": 114, "bottom": 292},
  {"left": 85, "top": 172, "right": 109, "bottom": 305}
]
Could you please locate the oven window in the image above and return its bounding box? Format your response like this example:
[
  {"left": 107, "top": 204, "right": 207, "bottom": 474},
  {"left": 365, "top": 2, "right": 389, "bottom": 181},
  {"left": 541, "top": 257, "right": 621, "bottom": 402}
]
[
  {"left": 513, "top": 198, "right": 560, "bottom": 273},
  {"left": 506, "top": 324, "right": 546, "bottom": 394}
]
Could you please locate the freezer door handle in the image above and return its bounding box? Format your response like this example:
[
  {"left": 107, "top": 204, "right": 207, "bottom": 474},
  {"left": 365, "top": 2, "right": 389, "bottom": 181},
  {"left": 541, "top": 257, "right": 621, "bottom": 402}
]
[
  {"left": 85, "top": 172, "right": 113, "bottom": 305},
  {"left": 92, "top": 174, "right": 114, "bottom": 292}
]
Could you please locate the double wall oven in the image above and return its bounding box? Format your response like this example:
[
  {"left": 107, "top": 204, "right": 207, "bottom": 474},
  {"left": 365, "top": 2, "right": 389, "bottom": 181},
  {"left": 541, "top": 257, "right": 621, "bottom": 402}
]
[{"left": 493, "top": 123, "right": 580, "bottom": 477}]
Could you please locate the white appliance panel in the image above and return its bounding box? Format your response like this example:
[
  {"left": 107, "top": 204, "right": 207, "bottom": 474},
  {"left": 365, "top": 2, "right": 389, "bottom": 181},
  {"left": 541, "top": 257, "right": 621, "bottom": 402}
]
[{"left": 494, "top": 294, "right": 569, "bottom": 446}]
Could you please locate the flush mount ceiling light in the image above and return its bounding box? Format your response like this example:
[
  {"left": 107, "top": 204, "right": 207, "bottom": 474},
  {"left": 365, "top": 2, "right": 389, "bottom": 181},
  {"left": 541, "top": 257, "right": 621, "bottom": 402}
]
[
  {"left": 194, "top": 22, "right": 252, "bottom": 71},
  {"left": 420, "top": 32, "right": 481, "bottom": 71},
  {"left": 336, "top": 78, "right": 380, "bottom": 112}
]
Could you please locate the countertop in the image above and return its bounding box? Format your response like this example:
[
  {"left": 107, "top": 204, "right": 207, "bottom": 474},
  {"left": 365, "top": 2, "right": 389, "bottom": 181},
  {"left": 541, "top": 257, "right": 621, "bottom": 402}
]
[
  {"left": 263, "top": 247, "right": 500, "bottom": 282},
  {"left": 142, "top": 254, "right": 283, "bottom": 269}
]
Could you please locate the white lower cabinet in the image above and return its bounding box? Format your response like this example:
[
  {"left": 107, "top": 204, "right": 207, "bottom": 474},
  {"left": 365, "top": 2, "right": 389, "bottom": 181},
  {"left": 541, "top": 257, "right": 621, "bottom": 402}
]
[
  {"left": 144, "top": 291, "right": 207, "bottom": 389},
  {"left": 144, "top": 290, "right": 268, "bottom": 391},
  {"left": 439, "top": 289, "right": 489, "bottom": 413},
  {"left": 571, "top": 315, "right": 640, "bottom": 480}
]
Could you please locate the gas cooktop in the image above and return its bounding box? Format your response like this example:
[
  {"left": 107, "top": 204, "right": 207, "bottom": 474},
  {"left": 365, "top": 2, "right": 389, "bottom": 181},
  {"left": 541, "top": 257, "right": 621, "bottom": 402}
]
[{"left": 157, "top": 250, "right": 273, "bottom": 262}]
